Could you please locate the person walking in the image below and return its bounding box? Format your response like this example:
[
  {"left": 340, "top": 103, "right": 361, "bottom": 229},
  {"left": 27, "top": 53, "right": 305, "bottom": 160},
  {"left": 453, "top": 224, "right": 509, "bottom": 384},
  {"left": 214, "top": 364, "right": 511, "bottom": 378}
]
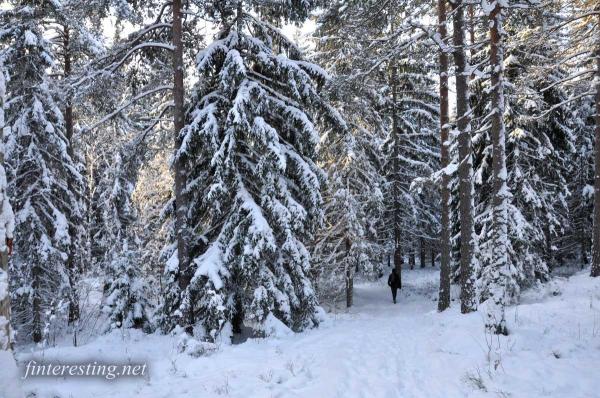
[{"left": 387, "top": 268, "right": 401, "bottom": 304}]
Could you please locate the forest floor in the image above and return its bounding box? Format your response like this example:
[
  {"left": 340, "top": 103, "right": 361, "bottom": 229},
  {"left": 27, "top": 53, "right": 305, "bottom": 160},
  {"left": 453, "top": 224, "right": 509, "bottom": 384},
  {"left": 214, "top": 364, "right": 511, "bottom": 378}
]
[{"left": 16, "top": 266, "right": 600, "bottom": 398}]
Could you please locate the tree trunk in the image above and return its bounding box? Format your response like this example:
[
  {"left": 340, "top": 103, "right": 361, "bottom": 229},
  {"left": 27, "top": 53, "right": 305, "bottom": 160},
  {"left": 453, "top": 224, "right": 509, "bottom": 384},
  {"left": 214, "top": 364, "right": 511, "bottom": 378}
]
[
  {"left": 581, "top": 225, "right": 588, "bottom": 267},
  {"left": 172, "top": 0, "right": 193, "bottom": 332},
  {"left": 468, "top": 4, "right": 476, "bottom": 61},
  {"left": 451, "top": 0, "right": 477, "bottom": 314},
  {"left": 544, "top": 223, "right": 553, "bottom": 272},
  {"left": 409, "top": 245, "right": 415, "bottom": 270},
  {"left": 431, "top": 246, "right": 435, "bottom": 267},
  {"left": 0, "top": 253, "right": 8, "bottom": 349},
  {"left": 0, "top": 69, "right": 10, "bottom": 350},
  {"left": 391, "top": 60, "right": 403, "bottom": 284},
  {"left": 487, "top": 3, "right": 509, "bottom": 335},
  {"left": 420, "top": 237, "right": 426, "bottom": 268},
  {"left": 345, "top": 237, "right": 353, "bottom": 308},
  {"left": 437, "top": 0, "right": 452, "bottom": 312},
  {"left": 63, "top": 26, "right": 80, "bottom": 325},
  {"left": 32, "top": 262, "right": 42, "bottom": 343},
  {"left": 592, "top": 10, "right": 600, "bottom": 278}
]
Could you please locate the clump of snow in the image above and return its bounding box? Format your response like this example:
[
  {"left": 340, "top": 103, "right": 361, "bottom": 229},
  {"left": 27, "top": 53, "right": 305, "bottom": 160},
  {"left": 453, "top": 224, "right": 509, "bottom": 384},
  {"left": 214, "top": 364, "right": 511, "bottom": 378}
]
[
  {"left": 582, "top": 184, "right": 594, "bottom": 199},
  {"left": 0, "top": 351, "right": 23, "bottom": 398},
  {"left": 174, "top": 326, "right": 218, "bottom": 358},
  {"left": 192, "top": 242, "right": 226, "bottom": 290},
  {"left": 0, "top": 269, "right": 7, "bottom": 302},
  {"left": 256, "top": 313, "right": 293, "bottom": 338}
]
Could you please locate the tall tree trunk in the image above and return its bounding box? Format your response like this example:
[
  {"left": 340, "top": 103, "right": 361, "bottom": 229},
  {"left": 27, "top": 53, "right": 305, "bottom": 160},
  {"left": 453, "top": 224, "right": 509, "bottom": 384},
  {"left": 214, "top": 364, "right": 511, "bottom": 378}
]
[
  {"left": 487, "top": 3, "right": 509, "bottom": 335},
  {"left": 172, "top": 0, "right": 193, "bottom": 332},
  {"left": 31, "top": 262, "right": 42, "bottom": 343},
  {"left": 420, "top": 237, "right": 426, "bottom": 268},
  {"left": 437, "top": 0, "right": 452, "bottom": 312},
  {"left": 581, "top": 224, "right": 588, "bottom": 267},
  {"left": 592, "top": 10, "right": 600, "bottom": 278},
  {"left": 431, "top": 246, "right": 435, "bottom": 267},
  {"left": 63, "top": 25, "right": 80, "bottom": 325},
  {"left": 451, "top": 0, "right": 477, "bottom": 314},
  {"left": 345, "top": 237, "right": 353, "bottom": 308},
  {"left": 543, "top": 223, "right": 553, "bottom": 271},
  {"left": 409, "top": 246, "right": 415, "bottom": 270},
  {"left": 0, "top": 62, "right": 11, "bottom": 350},
  {"left": 391, "top": 62, "right": 403, "bottom": 281},
  {"left": 0, "top": 253, "right": 8, "bottom": 349}
]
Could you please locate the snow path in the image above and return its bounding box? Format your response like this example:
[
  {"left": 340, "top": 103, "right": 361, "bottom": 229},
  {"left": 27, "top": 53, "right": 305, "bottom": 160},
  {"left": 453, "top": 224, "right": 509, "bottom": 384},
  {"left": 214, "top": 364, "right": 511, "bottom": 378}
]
[{"left": 18, "top": 268, "right": 600, "bottom": 398}]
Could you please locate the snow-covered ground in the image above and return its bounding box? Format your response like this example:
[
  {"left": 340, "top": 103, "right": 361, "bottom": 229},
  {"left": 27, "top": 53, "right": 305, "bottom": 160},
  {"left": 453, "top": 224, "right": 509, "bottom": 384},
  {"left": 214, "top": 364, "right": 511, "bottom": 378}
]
[{"left": 14, "top": 267, "right": 600, "bottom": 398}]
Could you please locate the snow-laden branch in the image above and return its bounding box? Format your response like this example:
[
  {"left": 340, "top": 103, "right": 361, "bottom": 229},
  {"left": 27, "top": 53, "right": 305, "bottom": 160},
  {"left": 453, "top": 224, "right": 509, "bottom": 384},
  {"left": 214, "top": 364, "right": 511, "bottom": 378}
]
[
  {"left": 549, "top": 11, "right": 600, "bottom": 32},
  {"left": 83, "top": 85, "right": 173, "bottom": 132},
  {"left": 107, "top": 42, "right": 175, "bottom": 73},
  {"left": 540, "top": 69, "right": 595, "bottom": 93},
  {"left": 531, "top": 90, "right": 596, "bottom": 120}
]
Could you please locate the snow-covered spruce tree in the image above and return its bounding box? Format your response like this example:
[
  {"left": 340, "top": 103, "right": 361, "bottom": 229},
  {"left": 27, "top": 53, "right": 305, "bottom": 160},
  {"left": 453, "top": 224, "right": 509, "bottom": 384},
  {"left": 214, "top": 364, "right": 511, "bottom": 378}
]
[
  {"left": 165, "top": 1, "right": 338, "bottom": 340},
  {"left": 381, "top": 55, "right": 440, "bottom": 277},
  {"left": 0, "top": 57, "right": 24, "bottom": 398},
  {"left": 94, "top": 138, "right": 143, "bottom": 266},
  {"left": 102, "top": 239, "right": 151, "bottom": 331},
  {"left": 51, "top": 0, "right": 110, "bottom": 324},
  {"left": 0, "top": 6, "right": 85, "bottom": 343},
  {"left": 476, "top": 0, "right": 513, "bottom": 335},
  {"left": 503, "top": 5, "right": 573, "bottom": 276},
  {"left": 449, "top": 0, "right": 478, "bottom": 314},
  {"left": 312, "top": 1, "right": 387, "bottom": 307},
  {"left": 312, "top": 0, "right": 440, "bottom": 291},
  {"left": 313, "top": 126, "right": 386, "bottom": 307},
  {"left": 98, "top": 138, "right": 152, "bottom": 331},
  {"left": 555, "top": 0, "right": 600, "bottom": 278},
  {"left": 0, "top": 59, "right": 16, "bottom": 351},
  {"left": 564, "top": 95, "right": 595, "bottom": 266},
  {"left": 473, "top": 3, "right": 574, "bottom": 299}
]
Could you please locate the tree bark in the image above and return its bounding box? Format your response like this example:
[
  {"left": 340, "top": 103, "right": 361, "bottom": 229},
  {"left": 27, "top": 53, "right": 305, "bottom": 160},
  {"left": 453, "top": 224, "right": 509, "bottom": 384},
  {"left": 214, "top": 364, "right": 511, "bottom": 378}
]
[
  {"left": 391, "top": 61, "right": 403, "bottom": 282},
  {"left": 345, "top": 237, "right": 353, "bottom": 308},
  {"left": 32, "top": 262, "right": 42, "bottom": 343},
  {"left": 592, "top": 10, "right": 600, "bottom": 277},
  {"left": 451, "top": 0, "right": 477, "bottom": 314},
  {"left": 63, "top": 25, "right": 80, "bottom": 325},
  {"left": 437, "top": 0, "right": 452, "bottom": 312},
  {"left": 468, "top": 4, "right": 476, "bottom": 61},
  {"left": 172, "top": 0, "right": 193, "bottom": 331},
  {"left": 488, "top": 3, "right": 508, "bottom": 335},
  {"left": 0, "top": 66, "right": 10, "bottom": 350},
  {"left": 420, "top": 237, "right": 426, "bottom": 268}
]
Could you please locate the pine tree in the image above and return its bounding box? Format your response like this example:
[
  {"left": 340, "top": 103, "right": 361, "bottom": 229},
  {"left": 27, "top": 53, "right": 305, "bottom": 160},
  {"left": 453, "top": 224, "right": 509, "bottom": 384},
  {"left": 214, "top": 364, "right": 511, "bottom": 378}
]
[
  {"left": 479, "top": 0, "right": 511, "bottom": 335},
  {"left": 313, "top": 125, "right": 385, "bottom": 307},
  {"left": 164, "top": 0, "right": 335, "bottom": 340},
  {"left": 590, "top": 1, "right": 600, "bottom": 277},
  {"left": 1, "top": 5, "right": 85, "bottom": 343},
  {"left": 437, "top": 0, "right": 452, "bottom": 312},
  {"left": 102, "top": 240, "right": 151, "bottom": 331},
  {"left": 312, "top": 0, "right": 440, "bottom": 304},
  {"left": 564, "top": 96, "right": 595, "bottom": 266},
  {"left": 312, "top": 1, "right": 388, "bottom": 307},
  {"left": 450, "top": 0, "right": 477, "bottom": 314},
  {"left": 0, "top": 59, "right": 15, "bottom": 351}
]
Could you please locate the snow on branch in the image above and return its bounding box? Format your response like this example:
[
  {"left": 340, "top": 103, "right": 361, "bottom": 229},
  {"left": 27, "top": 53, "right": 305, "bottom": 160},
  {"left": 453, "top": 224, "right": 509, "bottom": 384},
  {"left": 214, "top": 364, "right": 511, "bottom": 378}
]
[{"left": 83, "top": 85, "right": 173, "bottom": 132}]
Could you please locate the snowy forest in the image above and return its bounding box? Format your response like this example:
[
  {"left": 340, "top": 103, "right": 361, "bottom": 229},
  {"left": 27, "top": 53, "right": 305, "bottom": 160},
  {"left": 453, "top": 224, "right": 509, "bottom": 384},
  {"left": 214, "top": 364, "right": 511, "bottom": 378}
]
[{"left": 0, "top": 0, "right": 599, "bottom": 397}]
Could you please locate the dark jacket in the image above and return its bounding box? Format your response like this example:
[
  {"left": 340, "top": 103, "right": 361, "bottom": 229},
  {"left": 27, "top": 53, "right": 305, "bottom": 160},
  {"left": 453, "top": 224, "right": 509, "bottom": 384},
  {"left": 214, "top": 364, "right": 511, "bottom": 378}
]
[{"left": 388, "top": 270, "right": 401, "bottom": 289}]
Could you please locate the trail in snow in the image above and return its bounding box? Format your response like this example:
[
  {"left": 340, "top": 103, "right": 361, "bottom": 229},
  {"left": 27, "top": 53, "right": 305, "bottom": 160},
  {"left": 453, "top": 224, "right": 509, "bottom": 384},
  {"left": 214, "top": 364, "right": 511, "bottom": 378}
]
[{"left": 18, "top": 267, "right": 600, "bottom": 398}]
